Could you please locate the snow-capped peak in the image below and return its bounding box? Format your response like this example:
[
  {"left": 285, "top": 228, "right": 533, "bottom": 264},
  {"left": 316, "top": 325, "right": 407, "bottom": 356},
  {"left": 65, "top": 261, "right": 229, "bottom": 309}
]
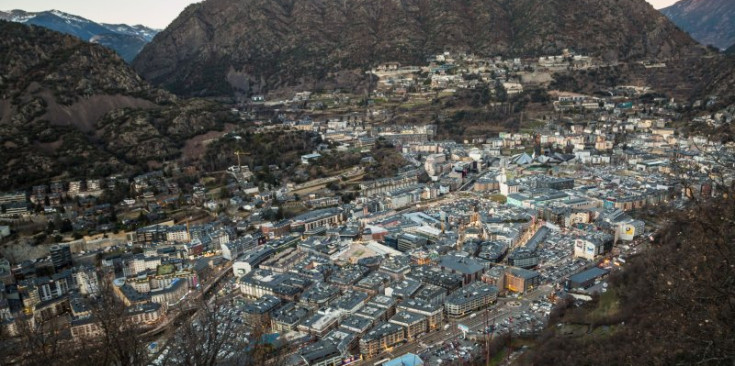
[{"left": 48, "top": 9, "right": 91, "bottom": 23}]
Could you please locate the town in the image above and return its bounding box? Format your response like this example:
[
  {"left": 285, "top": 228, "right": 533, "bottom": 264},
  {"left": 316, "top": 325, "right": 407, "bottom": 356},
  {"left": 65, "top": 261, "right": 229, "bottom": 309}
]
[{"left": 0, "top": 49, "right": 732, "bottom": 366}]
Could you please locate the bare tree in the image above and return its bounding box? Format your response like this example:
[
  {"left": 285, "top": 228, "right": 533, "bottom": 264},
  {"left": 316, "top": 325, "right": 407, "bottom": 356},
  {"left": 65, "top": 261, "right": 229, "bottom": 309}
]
[
  {"left": 159, "top": 293, "right": 296, "bottom": 366},
  {"left": 159, "top": 295, "right": 249, "bottom": 366},
  {"left": 66, "top": 282, "right": 150, "bottom": 366},
  {"left": 6, "top": 315, "right": 68, "bottom": 366}
]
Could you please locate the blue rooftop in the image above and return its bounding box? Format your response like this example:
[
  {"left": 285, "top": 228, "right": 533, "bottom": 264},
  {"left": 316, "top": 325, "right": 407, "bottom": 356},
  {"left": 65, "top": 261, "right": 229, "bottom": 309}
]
[{"left": 385, "top": 353, "right": 424, "bottom": 366}]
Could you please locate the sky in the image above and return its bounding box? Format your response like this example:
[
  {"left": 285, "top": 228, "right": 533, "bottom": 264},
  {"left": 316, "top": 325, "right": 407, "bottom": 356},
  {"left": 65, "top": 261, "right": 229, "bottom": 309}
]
[
  {"left": 0, "top": 0, "right": 203, "bottom": 29},
  {"left": 1, "top": 0, "right": 680, "bottom": 29}
]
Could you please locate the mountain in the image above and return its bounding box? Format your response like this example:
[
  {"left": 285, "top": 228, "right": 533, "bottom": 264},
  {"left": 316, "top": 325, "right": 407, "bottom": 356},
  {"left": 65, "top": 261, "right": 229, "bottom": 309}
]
[
  {"left": 89, "top": 33, "right": 149, "bottom": 63},
  {"left": 97, "top": 23, "right": 158, "bottom": 43},
  {"left": 0, "top": 9, "right": 159, "bottom": 62},
  {"left": 727, "top": 44, "right": 735, "bottom": 55},
  {"left": 0, "top": 21, "right": 232, "bottom": 190},
  {"left": 133, "top": 0, "right": 697, "bottom": 97},
  {"left": 661, "top": 0, "right": 735, "bottom": 50}
]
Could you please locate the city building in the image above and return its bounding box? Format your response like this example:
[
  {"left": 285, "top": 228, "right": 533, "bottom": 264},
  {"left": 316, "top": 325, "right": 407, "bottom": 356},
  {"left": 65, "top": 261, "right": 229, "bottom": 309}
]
[
  {"left": 573, "top": 235, "right": 613, "bottom": 260},
  {"left": 438, "top": 255, "right": 486, "bottom": 285},
  {"left": 397, "top": 298, "right": 444, "bottom": 330},
  {"left": 332, "top": 289, "right": 369, "bottom": 314},
  {"left": 300, "top": 282, "right": 341, "bottom": 309},
  {"left": 291, "top": 208, "right": 344, "bottom": 233},
  {"left": 339, "top": 314, "right": 374, "bottom": 334},
  {"left": 323, "top": 329, "right": 358, "bottom": 356},
  {"left": 412, "top": 284, "right": 447, "bottom": 306},
  {"left": 444, "top": 282, "right": 498, "bottom": 319},
  {"left": 298, "top": 307, "right": 342, "bottom": 337},
  {"left": 567, "top": 267, "right": 610, "bottom": 289},
  {"left": 233, "top": 247, "right": 275, "bottom": 277},
  {"left": 50, "top": 244, "right": 72, "bottom": 271},
  {"left": 507, "top": 248, "right": 539, "bottom": 269},
  {"left": 385, "top": 278, "right": 421, "bottom": 300},
  {"left": 239, "top": 269, "right": 311, "bottom": 301},
  {"left": 389, "top": 311, "right": 428, "bottom": 340},
  {"left": 299, "top": 340, "right": 342, "bottom": 366},
  {"left": 271, "top": 302, "right": 312, "bottom": 333},
  {"left": 242, "top": 294, "right": 281, "bottom": 328},
  {"left": 505, "top": 267, "right": 541, "bottom": 293},
  {"left": 359, "top": 322, "right": 406, "bottom": 358}
]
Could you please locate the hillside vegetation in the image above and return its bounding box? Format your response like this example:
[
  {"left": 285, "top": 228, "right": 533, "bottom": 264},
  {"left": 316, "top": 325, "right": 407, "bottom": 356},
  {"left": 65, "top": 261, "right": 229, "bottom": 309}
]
[
  {"left": 520, "top": 197, "right": 735, "bottom": 365},
  {"left": 133, "top": 0, "right": 697, "bottom": 97},
  {"left": 0, "top": 21, "right": 233, "bottom": 190}
]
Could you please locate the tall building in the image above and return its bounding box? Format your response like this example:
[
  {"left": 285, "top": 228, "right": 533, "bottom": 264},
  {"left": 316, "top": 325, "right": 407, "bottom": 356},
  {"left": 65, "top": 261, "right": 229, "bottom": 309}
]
[{"left": 50, "top": 244, "right": 72, "bottom": 271}]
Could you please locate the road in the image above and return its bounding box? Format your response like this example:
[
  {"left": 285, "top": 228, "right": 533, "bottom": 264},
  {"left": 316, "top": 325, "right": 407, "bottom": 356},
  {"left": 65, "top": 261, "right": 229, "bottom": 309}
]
[
  {"left": 459, "top": 176, "right": 477, "bottom": 192},
  {"left": 142, "top": 263, "right": 233, "bottom": 338}
]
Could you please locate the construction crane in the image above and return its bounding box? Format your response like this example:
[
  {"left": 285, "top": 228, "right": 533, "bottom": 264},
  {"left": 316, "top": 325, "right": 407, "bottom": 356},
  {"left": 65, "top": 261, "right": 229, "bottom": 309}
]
[{"left": 233, "top": 150, "right": 249, "bottom": 170}]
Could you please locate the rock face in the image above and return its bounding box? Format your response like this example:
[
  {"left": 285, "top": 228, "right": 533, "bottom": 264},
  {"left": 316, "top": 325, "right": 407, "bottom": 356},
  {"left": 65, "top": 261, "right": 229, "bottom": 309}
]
[
  {"left": 661, "top": 0, "right": 735, "bottom": 51},
  {"left": 133, "top": 0, "right": 697, "bottom": 97},
  {"left": 0, "top": 10, "right": 159, "bottom": 62},
  {"left": 0, "top": 21, "right": 229, "bottom": 190}
]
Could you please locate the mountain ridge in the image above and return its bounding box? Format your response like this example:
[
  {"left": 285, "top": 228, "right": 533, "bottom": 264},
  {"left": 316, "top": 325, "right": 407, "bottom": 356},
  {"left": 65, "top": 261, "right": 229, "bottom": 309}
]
[
  {"left": 0, "top": 21, "right": 231, "bottom": 190},
  {"left": 660, "top": 0, "right": 735, "bottom": 50},
  {"left": 0, "top": 9, "right": 159, "bottom": 62},
  {"left": 133, "top": 0, "right": 698, "bottom": 98}
]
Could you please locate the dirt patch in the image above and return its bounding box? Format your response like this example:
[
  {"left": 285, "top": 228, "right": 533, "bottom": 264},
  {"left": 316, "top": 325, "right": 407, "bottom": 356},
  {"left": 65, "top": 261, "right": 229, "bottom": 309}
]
[
  {"left": 182, "top": 123, "right": 238, "bottom": 160},
  {"left": 35, "top": 138, "right": 64, "bottom": 154},
  {"left": 42, "top": 92, "right": 158, "bottom": 132},
  {"left": 0, "top": 241, "right": 51, "bottom": 263},
  {"left": 0, "top": 99, "right": 12, "bottom": 123}
]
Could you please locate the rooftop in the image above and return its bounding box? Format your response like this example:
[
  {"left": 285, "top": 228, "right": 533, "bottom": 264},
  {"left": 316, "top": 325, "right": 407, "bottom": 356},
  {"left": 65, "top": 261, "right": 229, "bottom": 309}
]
[
  {"left": 398, "top": 298, "right": 443, "bottom": 314},
  {"left": 569, "top": 267, "right": 610, "bottom": 284},
  {"left": 362, "top": 322, "right": 404, "bottom": 342},
  {"left": 390, "top": 311, "right": 426, "bottom": 325},
  {"left": 384, "top": 353, "right": 425, "bottom": 366},
  {"left": 271, "top": 302, "right": 311, "bottom": 325},
  {"left": 445, "top": 282, "right": 498, "bottom": 306},
  {"left": 299, "top": 340, "right": 341, "bottom": 364},
  {"left": 439, "top": 255, "right": 486, "bottom": 274},
  {"left": 340, "top": 314, "right": 373, "bottom": 332},
  {"left": 242, "top": 294, "right": 281, "bottom": 314},
  {"left": 507, "top": 267, "right": 540, "bottom": 280},
  {"left": 332, "top": 289, "right": 369, "bottom": 312}
]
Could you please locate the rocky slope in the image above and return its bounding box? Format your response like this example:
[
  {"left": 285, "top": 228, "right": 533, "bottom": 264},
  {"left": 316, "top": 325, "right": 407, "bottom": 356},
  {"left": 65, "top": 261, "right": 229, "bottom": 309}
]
[
  {"left": 520, "top": 197, "right": 735, "bottom": 365},
  {"left": 0, "top": 21, "right": 230, "bottom": 190},
  {"left": 661, "top": 0, "right": 735, "bottom": 50},
  {"left": 0, "top": 10, "right": 159, "bottom": 62},
  {"left": 133, "top": 0, "right": 697, "bottom": 97}
]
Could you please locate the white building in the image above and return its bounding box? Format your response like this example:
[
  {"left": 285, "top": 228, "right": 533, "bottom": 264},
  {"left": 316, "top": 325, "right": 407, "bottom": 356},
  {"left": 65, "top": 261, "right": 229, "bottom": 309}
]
[{"left": 73, "top": 266, "right": 100, "bottom": 296}]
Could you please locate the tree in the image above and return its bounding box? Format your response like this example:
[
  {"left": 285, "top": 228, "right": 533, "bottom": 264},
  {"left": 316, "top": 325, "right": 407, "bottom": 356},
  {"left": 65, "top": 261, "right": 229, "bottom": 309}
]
[
  {"left": 158, "top": 294, "right": 294, "bottom": 366},
  {"left": 4, "top": 316, "right": 66, "bottom": 366},
  {"left": 160, "top": 296, "right": 248, "bottom": 366},
  {"left": 494, "top": 82, "right": 507, "bottom": 103},
  {"left": 521, "top": 193, "right": 735, "bottom": 366},
  {"left": 73, "top": 282, "right": 151, "bottom": 366}
]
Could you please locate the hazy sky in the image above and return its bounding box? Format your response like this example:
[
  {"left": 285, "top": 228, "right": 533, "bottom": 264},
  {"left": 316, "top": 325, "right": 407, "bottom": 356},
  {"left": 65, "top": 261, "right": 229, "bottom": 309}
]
[
  {"left": 1, "top": 0, "right": 680, "bottom": 29},
  {"left": 0, "top": 0, "right": 203, "bottom": 29}
]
